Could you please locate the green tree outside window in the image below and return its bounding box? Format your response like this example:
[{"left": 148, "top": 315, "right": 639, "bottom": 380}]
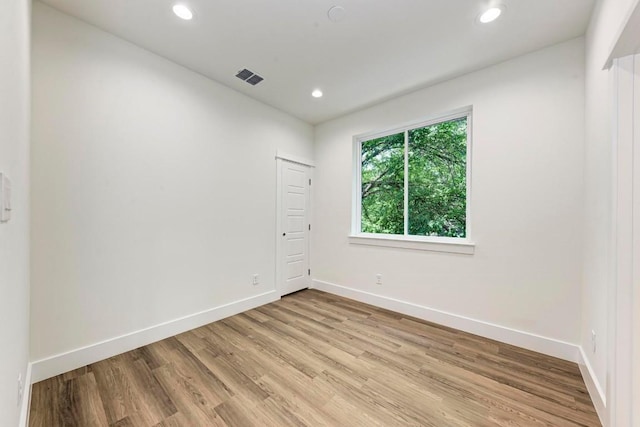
[{"left": 360, "top": 116, "right": 467, "bottom": 238}]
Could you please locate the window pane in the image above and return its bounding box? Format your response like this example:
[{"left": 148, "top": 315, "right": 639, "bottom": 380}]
[
  {"left": 361, "top": 132, "right": 405, "bottom": 234},
  {"left": 408, "top": 118, "right": 467, "bottom": 237}
]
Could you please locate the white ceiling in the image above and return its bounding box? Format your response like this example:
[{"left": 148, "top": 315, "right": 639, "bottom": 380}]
[{"left": 40, "top": 0, "right": 595, "bottom": 124}]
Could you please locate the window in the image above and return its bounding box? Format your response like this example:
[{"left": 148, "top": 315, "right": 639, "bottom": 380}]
[{"left": 351, "top": 107, "right": 473, "bottom": 252}]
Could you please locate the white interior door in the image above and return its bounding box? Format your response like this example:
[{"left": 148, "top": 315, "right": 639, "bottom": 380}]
[{"left": 278, "top": 160, "right": 310, "bottom": 296}]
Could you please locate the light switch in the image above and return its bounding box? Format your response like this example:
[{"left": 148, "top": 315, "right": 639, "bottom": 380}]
[{"left": 0, "top": 173, "right": 11, "bottom": 222}]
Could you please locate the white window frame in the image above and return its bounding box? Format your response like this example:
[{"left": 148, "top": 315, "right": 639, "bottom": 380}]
[{"left": 350, "top": 106, "right": 475, "bottom": 254}]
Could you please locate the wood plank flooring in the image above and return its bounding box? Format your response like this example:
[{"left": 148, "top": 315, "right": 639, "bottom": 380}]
[{"left": 29, "top": 289, "right": 601, "bottom": 426}]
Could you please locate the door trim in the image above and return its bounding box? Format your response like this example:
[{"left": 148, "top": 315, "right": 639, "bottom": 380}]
[
  {"left": 610, "top": 54, "right": 640, "bottom": 427},
  {"left": 275, "top": 157, "right": 312, "bottom": 297},
  {"left": 275, "top": 150, "right": 315, "bottom": 168}
]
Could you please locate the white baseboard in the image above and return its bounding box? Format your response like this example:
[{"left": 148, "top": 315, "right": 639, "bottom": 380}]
[
  {"left": 30, "top": 291, "right": 279, "bottom": 384},
  {"left": 18, "top": 362, "right": 32, "bottom": 427},
  {"left": 577, "top": 346, "right": 607, "bottom": 426},
  {"left": 311, "top": 279, "right": 580, "bottom": 363}
]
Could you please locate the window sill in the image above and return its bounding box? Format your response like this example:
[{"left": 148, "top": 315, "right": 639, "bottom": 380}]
[{"left": 348, "top": 234, "right": 475, "bottom": 254}]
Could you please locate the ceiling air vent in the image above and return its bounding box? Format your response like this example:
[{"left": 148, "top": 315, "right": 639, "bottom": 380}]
[
  {"left": 235, "top": 68, "right": 264, "bottom": 86},
  {"left": 246, "top": 74, "right": 264, "bottom": 86}
]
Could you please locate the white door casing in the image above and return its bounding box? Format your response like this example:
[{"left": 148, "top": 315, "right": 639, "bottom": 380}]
[
  {"left": 276, "top": 154, "right": 313, "bottom": 296},
  {"left": 610, "top": 53, "right": 640, "bottom": 427}
]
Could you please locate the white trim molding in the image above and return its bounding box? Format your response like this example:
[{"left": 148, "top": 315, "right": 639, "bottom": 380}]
[
  {"left": 311, "top": 279, "right": 579, "bottom": 363},
  {"left": 348, "top": 234, "right": 475, "bottom": 254},
  {"left": 275, "top": 150, "right": 315, "bottom": 167},
  {"left": 578, "top": 347, "right": 607, "bottom": 426},
  {"left": 30, "top": 291, "right": 279, "bottom": 384},
  {"left": 18, "top": 362, "right": 32, "bottom": 427},
  {"left": 609, "top": 54, "right": 640, "bottom": 427},
  {"left": 605, "top": 0, "right": 640, "bottom": 67}
]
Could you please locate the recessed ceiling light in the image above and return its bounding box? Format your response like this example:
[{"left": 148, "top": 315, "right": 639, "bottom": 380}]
[
  {"left": 312, "top": 89, "right": 323, "bottom": 98},
  {"left": 173, "top": 4, "right": 193, "bottom": 20},
  {"left": 479, "top": 7, "right": 502, "bottom": 23}
]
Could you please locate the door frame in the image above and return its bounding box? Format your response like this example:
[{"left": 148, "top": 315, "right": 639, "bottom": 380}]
[
  {"left": 275, "top": 150, "right": 315, "bottom": 297},
  {"left": 610, "top": 54, "right": 640, "bottom": 427}
]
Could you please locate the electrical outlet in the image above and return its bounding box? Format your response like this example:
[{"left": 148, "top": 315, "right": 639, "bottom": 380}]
[
  {"left": 591, "top": 330, "right": 597, "bottom": 353},
  {"left": 252, "top": 274, "right": 259, "bottom": 286},
  {"left": 0, "top": 173, "right": 12, "bottom": 223},
  {"left": 376, "top": 274, "right": 382, "bottom": 285},
  {"left": 17, "top": 373, "right": 23, "bottom": 406}
]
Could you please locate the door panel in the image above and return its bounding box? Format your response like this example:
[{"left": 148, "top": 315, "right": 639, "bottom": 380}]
[
  {"left": 286, "top": 260, "right": 305, "bottom": 280},
  {"left": 288, "top": 217, "right": 304, "bottom": 232},
  {"left": 287, "top": 239, "right": 304, "bottom": 256},
  {"left": 279, "top": 161, "right": 310, "bottom": 296}
]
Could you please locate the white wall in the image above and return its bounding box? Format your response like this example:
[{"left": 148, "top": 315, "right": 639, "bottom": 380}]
[
  {"left": 31, "top": 3, "right": 313, "bottom": 366},
  {"left": 0, "top": 0, "right": 31, "bottom": 424},
  {"left": 582, "top": 0, "right": 637, "bottom": 418},
  {"left": 313, "top": 39, "right": 585, "bottom": 351}
]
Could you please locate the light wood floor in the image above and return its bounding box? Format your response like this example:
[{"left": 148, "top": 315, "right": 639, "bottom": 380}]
[{"left": 29, "top": 289, "right": 601, "bottom": 426}]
